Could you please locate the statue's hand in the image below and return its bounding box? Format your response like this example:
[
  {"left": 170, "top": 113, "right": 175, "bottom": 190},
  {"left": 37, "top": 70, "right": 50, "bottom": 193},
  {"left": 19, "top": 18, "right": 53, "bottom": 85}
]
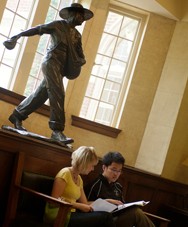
[
  {"left": 3, "top": 35, "right": 20, "bottom": 50},
  {"left": 11, "top": 34, "right": 21, "bottom": 41}
]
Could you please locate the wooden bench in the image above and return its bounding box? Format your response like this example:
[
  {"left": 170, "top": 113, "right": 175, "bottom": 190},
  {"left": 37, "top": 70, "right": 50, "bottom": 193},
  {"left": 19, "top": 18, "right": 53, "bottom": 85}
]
[
  {"left": 144, "top": 212, "right": 170, "bottom": 227},
  {"left": 3, "top": 151, "right": 170, "bottom": 227},
  {"left": 3, "top": 152, "right": 72, "bottom": 227},
  {"left": 158, "top": 204, "right": 188, "bottom": 227}
]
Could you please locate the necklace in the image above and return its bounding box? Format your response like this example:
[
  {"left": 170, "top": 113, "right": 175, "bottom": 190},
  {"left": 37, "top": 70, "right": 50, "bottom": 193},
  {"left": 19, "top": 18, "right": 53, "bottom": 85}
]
[{"left": 70, "top": 167, "right": 79, "bottom": 185}]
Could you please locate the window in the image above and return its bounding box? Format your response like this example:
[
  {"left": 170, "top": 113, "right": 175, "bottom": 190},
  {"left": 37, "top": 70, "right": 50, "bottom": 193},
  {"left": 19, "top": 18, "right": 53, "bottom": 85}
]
[
  {"left": 79, "top": 8, "right": 146, "bottom": 127},
  {"left": 0, "top": 0, "right": 38, "bottom": 89}
]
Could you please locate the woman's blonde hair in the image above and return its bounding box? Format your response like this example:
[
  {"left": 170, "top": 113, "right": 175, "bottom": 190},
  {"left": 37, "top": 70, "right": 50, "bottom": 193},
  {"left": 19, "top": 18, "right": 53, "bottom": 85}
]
[{"left": 71, "top": 146, "right": 98, "bottom": 172}]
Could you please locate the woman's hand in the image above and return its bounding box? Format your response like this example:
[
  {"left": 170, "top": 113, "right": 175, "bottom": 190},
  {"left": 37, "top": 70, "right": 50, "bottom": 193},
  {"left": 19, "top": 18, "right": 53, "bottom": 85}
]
[
  {"left": 72, "top": 202, "right": 93, "bottom": 212},
  {"left": 80, "top": 204, "right": 93, "bottom": 212}
]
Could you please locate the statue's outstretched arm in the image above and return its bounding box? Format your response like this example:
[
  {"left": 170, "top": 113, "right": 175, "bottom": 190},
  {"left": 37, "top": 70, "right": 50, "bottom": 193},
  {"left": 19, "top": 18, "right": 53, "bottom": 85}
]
[{"left": 3, "top": 26, "right": 41, "bottom": 50}]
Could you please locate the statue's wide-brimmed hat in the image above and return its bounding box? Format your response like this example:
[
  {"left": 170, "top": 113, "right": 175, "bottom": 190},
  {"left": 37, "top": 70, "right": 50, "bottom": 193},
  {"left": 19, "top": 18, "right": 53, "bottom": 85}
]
[{"left": 59, "top": 3, "right": 93, "bottom": 21}]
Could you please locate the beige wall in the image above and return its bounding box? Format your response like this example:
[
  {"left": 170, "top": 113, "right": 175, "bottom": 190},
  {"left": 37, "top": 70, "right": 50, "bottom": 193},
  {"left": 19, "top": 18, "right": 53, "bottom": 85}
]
[
  {"left": 0, "top": 0, "right": 6, "bottom": 21},
  {"left": 182, "top": 0, "right": 188, "bottom": 21},
  {"left": 1, "top": 0, "right": 188, "bottom": 185},
  {"left": 124, "top": 13, "right": 175, "bottom": 168},
  {"left": 162, "top": 80, "right": 188, "bottom": 183},
  {"left": 135, "top": 20, "right": 188, "bottom": 185},
  {"left": 161, "top": 21, "right": 188, "bottom": 183},
  {"left": 156, "top": 0, "right": 183, "bottom": 20},
  {"left": 0, "top": 101, "right": 51, "bottom": 137}
]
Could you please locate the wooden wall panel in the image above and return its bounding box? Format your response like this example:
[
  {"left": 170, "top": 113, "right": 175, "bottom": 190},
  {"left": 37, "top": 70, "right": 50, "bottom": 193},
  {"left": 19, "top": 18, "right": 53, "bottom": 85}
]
[{"left": 0, "top": 150, "right": 15, "bottom": 225}]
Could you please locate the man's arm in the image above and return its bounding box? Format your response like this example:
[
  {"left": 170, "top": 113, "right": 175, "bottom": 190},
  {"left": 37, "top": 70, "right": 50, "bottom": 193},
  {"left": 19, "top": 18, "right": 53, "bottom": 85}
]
[{"left": 84, "top": 178, "right": 101, "bottom": 201}]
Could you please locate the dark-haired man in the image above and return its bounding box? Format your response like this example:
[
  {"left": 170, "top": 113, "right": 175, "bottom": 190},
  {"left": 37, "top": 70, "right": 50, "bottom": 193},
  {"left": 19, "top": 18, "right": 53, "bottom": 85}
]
[{"left": 85, "top": 151, "right": 155, "bottom": 227}]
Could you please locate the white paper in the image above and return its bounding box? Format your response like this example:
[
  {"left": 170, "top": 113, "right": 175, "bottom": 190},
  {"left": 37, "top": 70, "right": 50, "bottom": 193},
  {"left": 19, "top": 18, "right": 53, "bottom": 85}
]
[
  {"left": 117, "top": 200, "right": 150, "bottom": 211},
  {"left": 91, "top": 198, "right": 117, "bottom": 212},
  {"left": 91, "top": 198, "right": 150, "bottom": 213}
]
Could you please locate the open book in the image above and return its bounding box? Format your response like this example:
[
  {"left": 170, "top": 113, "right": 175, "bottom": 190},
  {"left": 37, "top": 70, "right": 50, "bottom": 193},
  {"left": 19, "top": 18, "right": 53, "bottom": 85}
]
[{"left": 91, "top": 198, "right": 150, "bottom": 213}]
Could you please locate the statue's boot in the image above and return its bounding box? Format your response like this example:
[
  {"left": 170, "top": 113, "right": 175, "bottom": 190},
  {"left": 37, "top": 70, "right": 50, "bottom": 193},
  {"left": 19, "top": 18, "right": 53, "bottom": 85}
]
[
  {"left": 9, "top": 114, "right": 27, "bottom": 131},
  {"left": 51, "top": 130, "right": 74, "bottom": 144}
]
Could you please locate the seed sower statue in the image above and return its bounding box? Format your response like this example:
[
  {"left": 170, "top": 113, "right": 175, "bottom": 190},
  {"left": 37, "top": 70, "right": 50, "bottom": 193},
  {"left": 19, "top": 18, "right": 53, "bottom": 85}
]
[{"left": 3, "top": 3, "right": 94, "bottom": 144}]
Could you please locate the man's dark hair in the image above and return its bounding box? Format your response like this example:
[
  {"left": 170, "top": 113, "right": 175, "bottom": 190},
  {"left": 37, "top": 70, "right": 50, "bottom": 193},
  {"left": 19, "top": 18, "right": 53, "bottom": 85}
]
[{"left": 102, "top": 151, "right": 125, "bottom": 166}]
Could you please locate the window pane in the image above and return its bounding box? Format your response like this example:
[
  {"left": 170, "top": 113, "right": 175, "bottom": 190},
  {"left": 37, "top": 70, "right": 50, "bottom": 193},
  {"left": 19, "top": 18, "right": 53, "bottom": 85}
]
[
  {"left": 120, "top": 17, "right": 139, "bottom": 41},
  {"left": 38, "top": 69, "right": 44, "bottom": 80},
  {"left": 59, "top": 0, "right": 72, "bottom": 9},
  {"left": 95, "top": 102, "right": 114, "bottom": 125},
  {"left": 0, "top": 0, "right": 36, "bottom": 90},
  {"left": 92, "top": 54, "right": 111, "bottom": 78},
  {"left": 10, "top": 15, "right": 27, "bottom": 37},
  {"left": 30, "top": 53, "right": 43, "bottom": 76},
  {"left": 80, "top": 97, "right": 98, "bottom": 121},
  {"left": 98, "top": 33, "right": 117, "bottom": 57},
  {"left": 86, "top": 76, "right": 105, "bottom": 99},
  {"left": 35, "top": 77, "right": 43, "bottom": 88},
  {"left": 37, "top": 35, "right": 49, "bottom": 54},
  {"left": 2, "top": 44, "right": 20, "bottom": 67},
  {"left": 24, "top": 76, "right": 36, "bottom": 96},
  {"left": 101, "top": 81, "right": 121, "bottom": 105},
  {"left": 107, "top": 59, "right": 127, "bottom": 83},
  {"left": 51, "top": 0, "right": 61, "bottom": 8},
  {"left": 0, "top": 65, "right": 12, "bottom": 88},
  {"left": 0, "top": 9, "right": 14, "bottom": 37},
  {"left": 45, "top": 7, "right": 58, "bottom": 23},
  {"left": 0, "top": 35, "right": 5, "bottom": 61},
  {"left": 17, "top": 0, "right": 34, "bottom": 18},
  {"left": 6, "top": 0, "right": 19, "bottom": 11},
  {"left": 114, "top": 38, "right": 132, "bottom": 62},
  {"left": 104, "top": 12, "right": 123, "bottom": 36},
  {"left": 25, "top": 74, "right": 43, "bottom": 96}
]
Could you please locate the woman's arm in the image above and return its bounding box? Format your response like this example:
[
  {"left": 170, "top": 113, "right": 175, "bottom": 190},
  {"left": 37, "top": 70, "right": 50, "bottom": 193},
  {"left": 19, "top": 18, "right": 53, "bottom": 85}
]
[
  {"left": 51, "top": 179, "right": 92, "bottom": 212},
  {"left": 78, "top": 188, "right": 88, "bottom": 204},
  {"left": 51, "top": 177, "right": 66, "bottom": 199},
  {"left": 72, "top": 188, "right": 93, "bottom": 212}
]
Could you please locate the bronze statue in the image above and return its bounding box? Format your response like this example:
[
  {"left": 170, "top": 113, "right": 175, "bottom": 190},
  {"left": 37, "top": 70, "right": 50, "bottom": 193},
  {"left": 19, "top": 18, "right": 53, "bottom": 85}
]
[{"left": 3, "top": 3, "right": 93, "bottom": 144}]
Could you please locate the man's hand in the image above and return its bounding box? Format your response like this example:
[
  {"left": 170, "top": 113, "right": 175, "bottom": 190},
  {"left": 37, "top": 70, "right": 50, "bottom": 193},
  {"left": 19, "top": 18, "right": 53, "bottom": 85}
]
[{"left": 106, "top": 199, "right": 123, "bottom": 205}]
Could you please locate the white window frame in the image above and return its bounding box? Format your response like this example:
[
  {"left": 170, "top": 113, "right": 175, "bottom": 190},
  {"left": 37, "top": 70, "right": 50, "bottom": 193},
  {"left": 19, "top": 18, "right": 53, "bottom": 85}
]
[
  {"left": 0, "top": 0, "right": 39, "bottom": 90},
  {"left": 79, "top": 5, "right": 147, "bottom": 128}
]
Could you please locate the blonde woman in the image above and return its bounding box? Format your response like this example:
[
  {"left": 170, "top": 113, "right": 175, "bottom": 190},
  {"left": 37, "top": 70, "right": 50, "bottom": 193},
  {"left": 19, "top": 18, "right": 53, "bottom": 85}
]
[{"left": 44, "top": 146, "right": 115, "bottom": 227}]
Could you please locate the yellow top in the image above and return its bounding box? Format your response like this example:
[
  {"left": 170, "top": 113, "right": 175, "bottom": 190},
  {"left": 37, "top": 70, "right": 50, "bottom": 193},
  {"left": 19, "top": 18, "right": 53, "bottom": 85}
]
[{"left": 56, "top": 167, "right": 83, "bottom": 211}]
